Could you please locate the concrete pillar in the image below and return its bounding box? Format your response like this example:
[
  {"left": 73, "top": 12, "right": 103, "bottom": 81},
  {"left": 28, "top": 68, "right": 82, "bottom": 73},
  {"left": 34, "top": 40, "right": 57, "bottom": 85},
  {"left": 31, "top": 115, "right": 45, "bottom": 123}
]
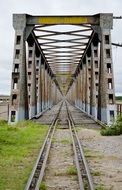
[
  {"left": 69, "top": 86, "right": 72, "bottom": 104},
  {"left": 82, "top": 64, "right": 85, "bottom": 111},
  {"left": 74, "top": 80, "right": 76, "bottom": 106},
  {"left": 48, "top": 73, "right": 52, "bottom": 108},
  {"left": 36, "top": 55, "right": 42, "bottom": 114},
  {"left": 55, "top": 85, "right": 57, "bottom": 104},
  {"left": 94, "top": 43, "right": 100, "bottom": 116},
  {"left": 51, "top": 79, "right": 55, "bottom": 105},
  {"left": 75, "top": 77, "right": 77, "bottom": 106},
  {"left": 47, "top": 69, "right": 51, "bottom": 108},
  {"left": 90, "top": 43, "right": 97, "bottom": 119},
  {"left": 77, "top": 74, "right": 79, "bottom": 107},
  {"left": 70, "top": 86, "right": 72, "bottom": 104},
  {"left": 79, "top": 68, "right": 83, "bottom": 109},
  {"left": 85, "top": 56, "right": 91, "bottom": 114},
  {"left": 98, "top": 28, "right": 116, "bottom": 124},
  {"left": 44, "top": 66, "right": 48, "bottom": 109},
  {"left": 29, "top": 44, "right": 37, "bottom": 118},
  {"left": 46, "top": 70, "right": 49, "bottom": 107},
  {"left": 77, "top": 71, "right": 81, "bottom": 108},
  {"left": 41, "top": 61, "right": 45, "bottom": 111},
  {"left": 71, "top": 86, "right": 72, "bottom": 104},
  {"left": 50, "top": 78, "right": 53, "bottom": 107},
  {"left": 72, "top": 83, "right": 75, "bottom": 105},
  {"left": 74, "top": 79, "right": 77, "bottom": 106},
  {"left": 75, "top": 76, "right": 78, "bottom": 107},
  {"left": 53, "top": 83, "right": 56, "bottom": 105},
  {"left": 9, "top": 15, "right": 29, "bottom": 123},
  {"left": 47, "top": 69, "right": 51, "bottom": 107}
]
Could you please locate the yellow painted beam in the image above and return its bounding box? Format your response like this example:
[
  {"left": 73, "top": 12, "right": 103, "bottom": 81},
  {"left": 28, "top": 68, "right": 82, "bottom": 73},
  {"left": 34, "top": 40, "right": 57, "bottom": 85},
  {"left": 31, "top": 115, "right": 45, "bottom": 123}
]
[
  {"left": 27, "top": 15, "right": 99, "bottom": 25},
  {"left": 38, "top": 16, "right": 88, "bottom": 24}
]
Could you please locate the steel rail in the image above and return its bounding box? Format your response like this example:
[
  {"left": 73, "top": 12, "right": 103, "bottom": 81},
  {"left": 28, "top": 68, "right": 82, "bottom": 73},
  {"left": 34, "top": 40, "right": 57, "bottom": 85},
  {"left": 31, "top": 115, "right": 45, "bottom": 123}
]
[
  {"left": 67, "top": 118, "right": 85, "bottom": 190},
  {"left": 25, "top": 102, "right": 63, "bottom": 190},
  {"left": 66, "top": 101, "right": 94, "bottom": 190}
]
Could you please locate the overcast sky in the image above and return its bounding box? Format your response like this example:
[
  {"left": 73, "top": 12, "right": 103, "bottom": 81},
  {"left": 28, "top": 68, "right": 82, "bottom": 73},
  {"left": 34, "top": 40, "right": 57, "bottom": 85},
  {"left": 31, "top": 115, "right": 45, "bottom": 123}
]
[{"left": 0, "top": 0, "right": 122, "bottom": 95}]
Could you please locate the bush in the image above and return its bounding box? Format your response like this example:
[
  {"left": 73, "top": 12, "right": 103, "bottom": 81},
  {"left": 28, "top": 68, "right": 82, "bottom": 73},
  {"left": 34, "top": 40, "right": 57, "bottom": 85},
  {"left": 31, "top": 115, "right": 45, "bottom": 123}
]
[
  {"left": 0, "top": 120, "right": 7, "bottom": 126},
  {"left": 101, "top": 115, "right": 122, "bottom": 136}
]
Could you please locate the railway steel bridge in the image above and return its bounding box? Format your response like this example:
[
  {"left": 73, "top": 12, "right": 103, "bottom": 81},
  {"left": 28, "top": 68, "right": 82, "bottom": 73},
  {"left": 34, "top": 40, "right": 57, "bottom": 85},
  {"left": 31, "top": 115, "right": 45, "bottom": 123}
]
[{"left": 9, "top": 13, "right": 118, "bottom": 124}]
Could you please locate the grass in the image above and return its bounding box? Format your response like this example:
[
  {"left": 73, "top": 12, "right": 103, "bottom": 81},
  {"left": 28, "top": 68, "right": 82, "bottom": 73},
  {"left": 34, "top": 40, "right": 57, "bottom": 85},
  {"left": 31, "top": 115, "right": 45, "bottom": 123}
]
[
  {"left": 39, "top": 182, "right": 47, "bottom": 190},
  {"left": 84, "top": 148, "right": 102, "bottom": 159},
  {"left": 91, "top": 170, "right": 101, "bottom": 176},
  {"left": 61, "top": 139, "right": 71, "bottom": 144},
  {"left": 84, "top": 148, "right": 93, "bottom": 158},
  {"left": 0, "top": 120, "right": 48, "bottom": 190},
  {"left": 66, "top": 165, "right": 77, "bottom": 175},
  {"left": 101, "top": 115, "right": 122, "bottom": 136},
  {"left": 95, "top": 185, "right": 106, "bottom": 190},
  {"left": 0, "top": 119, "right": 7, "bottom": 125},
  {"left": 54, "top": 171, "right": 65, "bottom": 176},
  {"left": 54, "top": 165, "right": 77, "bottom": 177},
  {"left": 75, "top": 127, "right": 83, "bottom": 132}
]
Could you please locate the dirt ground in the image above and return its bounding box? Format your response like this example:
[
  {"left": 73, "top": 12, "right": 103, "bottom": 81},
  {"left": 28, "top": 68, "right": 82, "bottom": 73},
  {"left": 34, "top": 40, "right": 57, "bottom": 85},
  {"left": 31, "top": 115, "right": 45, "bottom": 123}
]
[
  {"left": 44, "top": 128, "right": 79, "bottom": 190},
  {"left": 78, "top": 127, "right": 122, "bottom": 190}
]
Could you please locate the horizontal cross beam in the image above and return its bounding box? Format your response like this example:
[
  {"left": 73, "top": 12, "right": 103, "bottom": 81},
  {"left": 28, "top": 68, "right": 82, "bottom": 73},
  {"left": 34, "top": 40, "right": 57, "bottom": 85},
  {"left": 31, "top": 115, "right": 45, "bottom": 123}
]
[{"left": 27, "top": 15, "right": 99, "bottom": 25}]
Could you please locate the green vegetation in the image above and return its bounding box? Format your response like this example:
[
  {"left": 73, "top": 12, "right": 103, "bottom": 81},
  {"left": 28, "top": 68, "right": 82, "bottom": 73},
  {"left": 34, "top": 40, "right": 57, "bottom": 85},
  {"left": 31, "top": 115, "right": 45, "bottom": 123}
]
[
  {"left": 0, "top": 120, "right": 48, "bottom": 190},
  {"left": 76, "top": 127, "right": 82, "bottom": 132},
  {"left": 66, "top": 165, "right": 77, "bottom": 175},
  {"left": 101, "top": 115, "right": 122, "bottom": 136},
  {"left": 61, "top": 139, "right": 71, "bottom": 144},
  {"left": 91, "top": 170, "right": 101, "bottom": 176},
  {"left": 39, "top": 182, "right": 47, "bottom": 190},
  {"left": 84, "top": 148, "right": 93, "bottom": 158},
  {"left": 116, "top": 96, "right": 122, "bottom": 104},
  {"left": 0, "top": 119, "right": 7, "bottom": 125},
  {"left": 95, "top": 185, "right": 106, "bottom": 190},
  {"left": 115, "top": 96, "right": 122, "bottom": 101},
  {"left": 84, "top": 148, "right": 102, "bottom": 159},
  {"left": 54, "top": 171, "right": 65, "bottom": 176},
  {"left": 54, "top": 166, "right": 77, "bottom": 177}
]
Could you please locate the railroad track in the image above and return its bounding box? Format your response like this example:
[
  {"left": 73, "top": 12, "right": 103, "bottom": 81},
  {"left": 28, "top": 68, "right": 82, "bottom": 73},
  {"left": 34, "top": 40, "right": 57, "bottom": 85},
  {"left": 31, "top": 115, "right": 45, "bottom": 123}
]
[
  {"left": 66, "top": 101, "right": 94, "bottom": 190},
  {"left": 25, "top": 102, "right": 63, "bottom": 190},
  {"left": 25, "top": 101, "right": 94, "bottom": 190}
]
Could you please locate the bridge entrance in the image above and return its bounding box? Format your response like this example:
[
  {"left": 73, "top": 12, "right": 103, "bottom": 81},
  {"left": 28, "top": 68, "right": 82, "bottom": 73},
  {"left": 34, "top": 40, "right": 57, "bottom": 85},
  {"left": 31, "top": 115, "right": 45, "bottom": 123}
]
[{"left": 9, "top": 13, "right": 116, "bottom": 124}]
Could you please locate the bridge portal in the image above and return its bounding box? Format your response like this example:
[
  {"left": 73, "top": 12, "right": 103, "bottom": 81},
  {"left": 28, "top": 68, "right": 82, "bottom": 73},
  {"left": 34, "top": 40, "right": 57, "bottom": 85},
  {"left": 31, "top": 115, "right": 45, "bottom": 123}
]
[{"left": 9, "top": 13, "right": 116, "bottom": 124}]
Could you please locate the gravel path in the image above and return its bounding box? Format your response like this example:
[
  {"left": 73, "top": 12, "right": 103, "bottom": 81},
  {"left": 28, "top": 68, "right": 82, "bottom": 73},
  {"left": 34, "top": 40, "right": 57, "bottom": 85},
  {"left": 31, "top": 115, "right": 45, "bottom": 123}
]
[
  {"left": 67, "top": 103, "right": 122, "bottom": 189},
  {"left": 78, "top": 128, "right": 122, "bottom": 190},
  {"left": 44, "top": 128, "right": 79, "bottom": 190},
  {"left": 35, "top": 102, "right": 122, "bottom": 190},
  {"left": 33, "top": 102, "right": 62, "bottom": 125}
]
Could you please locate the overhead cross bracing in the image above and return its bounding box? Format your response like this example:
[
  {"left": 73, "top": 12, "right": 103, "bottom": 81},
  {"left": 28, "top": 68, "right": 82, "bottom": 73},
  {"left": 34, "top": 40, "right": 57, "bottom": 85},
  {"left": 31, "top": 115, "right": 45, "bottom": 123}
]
[
  {"left": 9, "top": 13, "right": 117, "bottom": 125},
  {"left": 33, "top": 24, "right": 92, "bottom": 94}
]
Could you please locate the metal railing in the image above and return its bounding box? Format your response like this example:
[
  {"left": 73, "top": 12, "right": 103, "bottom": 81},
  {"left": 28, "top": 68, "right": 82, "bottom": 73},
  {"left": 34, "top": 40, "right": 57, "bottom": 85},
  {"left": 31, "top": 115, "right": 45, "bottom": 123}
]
[{"left": 116, "top": 103, "right": 122, "bottom": 115}]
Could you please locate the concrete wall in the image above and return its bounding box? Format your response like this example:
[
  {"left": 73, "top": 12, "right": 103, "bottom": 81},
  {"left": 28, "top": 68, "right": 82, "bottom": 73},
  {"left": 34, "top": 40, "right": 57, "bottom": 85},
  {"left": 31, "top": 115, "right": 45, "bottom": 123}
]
[{"left": 0, "top": 103, "right": 9, "bottom": 120}]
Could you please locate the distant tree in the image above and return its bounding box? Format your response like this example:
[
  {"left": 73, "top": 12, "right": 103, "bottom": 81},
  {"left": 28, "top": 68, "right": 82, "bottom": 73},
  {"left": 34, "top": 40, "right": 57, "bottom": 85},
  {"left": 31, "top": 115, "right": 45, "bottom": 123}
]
[{"left": 116, "top": 96, "right": 122, "bottom": 101}]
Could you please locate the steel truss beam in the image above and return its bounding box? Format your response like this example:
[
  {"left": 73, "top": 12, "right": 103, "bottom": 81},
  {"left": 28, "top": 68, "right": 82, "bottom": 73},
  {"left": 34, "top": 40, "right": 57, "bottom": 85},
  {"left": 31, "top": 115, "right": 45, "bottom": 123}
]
[{"left": 8, "top": 13, "right": 119, "bottom": 125}]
